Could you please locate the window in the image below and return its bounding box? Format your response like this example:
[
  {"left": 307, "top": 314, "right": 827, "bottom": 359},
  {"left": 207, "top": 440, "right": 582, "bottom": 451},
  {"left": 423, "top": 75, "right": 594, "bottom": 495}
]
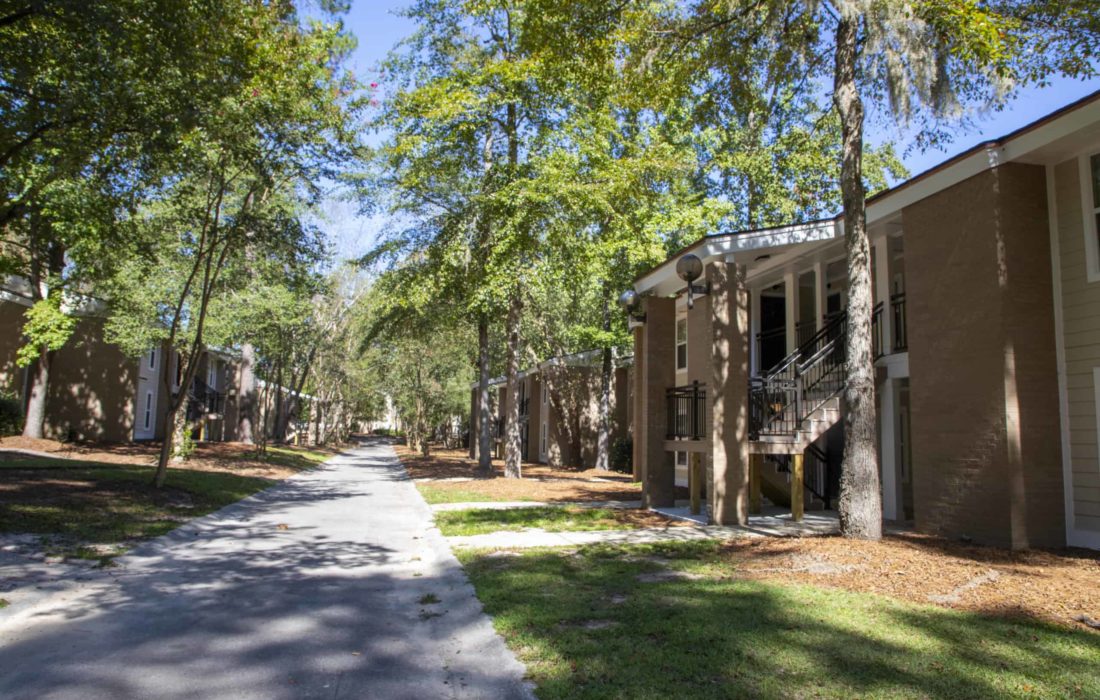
[
  {"left": 676, "top": 451, "right": 688, "bottom": 467},
  {"left": 143, "top": 391, "right": 153, "bottom": 431},
  {"left": 148, "top": 348, "right": 157, "bottom": 370},
  {"left": 1080, "top": 152, "right": 1100, "bottom": 282},
  {"left": 542, "top": 384, "right": 548, "bottom": 406},
  {"left": 208, "top": 359, "right": 217, "bottom": 388},
  {"left": 676, "top": 317, "right": 688, "bottom": 371}
]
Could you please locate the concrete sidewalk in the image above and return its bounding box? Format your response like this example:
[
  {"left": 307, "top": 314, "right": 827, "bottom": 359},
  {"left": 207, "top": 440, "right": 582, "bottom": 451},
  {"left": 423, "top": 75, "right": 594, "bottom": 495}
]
[{"left": 0, "top": 440, "right": 533, "bottom": 700}]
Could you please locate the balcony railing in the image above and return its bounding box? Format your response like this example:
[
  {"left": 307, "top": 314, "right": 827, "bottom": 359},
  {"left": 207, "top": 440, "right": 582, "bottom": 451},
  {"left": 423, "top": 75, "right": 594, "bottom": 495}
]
[
  {"left": 872, "top": 292, "right": 908, "bottom": 357},
  {"left": 891, "top": 292, "right": 907, "bottom": 351},
  {"left": 666, "top": 382, "right": 706, "bottom": 440},
  {"left": 186, "top": 379, "right": 224, "bottom": 421}
]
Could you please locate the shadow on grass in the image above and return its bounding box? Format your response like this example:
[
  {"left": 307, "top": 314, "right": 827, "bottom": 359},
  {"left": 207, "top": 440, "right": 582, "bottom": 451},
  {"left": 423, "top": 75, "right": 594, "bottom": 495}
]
[{"left": 460, "top": 543, "right": 1100, "bottom": 700}]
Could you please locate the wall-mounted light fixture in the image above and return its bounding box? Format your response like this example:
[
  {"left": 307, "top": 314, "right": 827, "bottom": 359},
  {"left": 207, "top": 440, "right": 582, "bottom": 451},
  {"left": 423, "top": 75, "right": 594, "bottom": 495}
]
[
  {"left": 618, "top": 289, "right": 646, "bottom": 324},
  {"left": 676, "top": 253, "right": 709, "bottom": 309}
]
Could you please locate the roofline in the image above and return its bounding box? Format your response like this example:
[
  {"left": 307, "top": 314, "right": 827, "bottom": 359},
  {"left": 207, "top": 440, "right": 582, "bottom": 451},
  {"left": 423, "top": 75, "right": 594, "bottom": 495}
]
[{"left": 631, "top": 88, "right": 1100, "bottom": 289}]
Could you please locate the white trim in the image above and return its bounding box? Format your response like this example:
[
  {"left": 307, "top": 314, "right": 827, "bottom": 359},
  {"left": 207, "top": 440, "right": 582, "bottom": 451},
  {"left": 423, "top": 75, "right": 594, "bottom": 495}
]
[
  {"left": 1050, "top": 164, "right": 1099, "bottom": 549},
  {"left": 1079, "top": 152, "right": 1100, "bottom": 283},
  {"left": 675, "top": 315, "right": 688, "bottom": 373}
]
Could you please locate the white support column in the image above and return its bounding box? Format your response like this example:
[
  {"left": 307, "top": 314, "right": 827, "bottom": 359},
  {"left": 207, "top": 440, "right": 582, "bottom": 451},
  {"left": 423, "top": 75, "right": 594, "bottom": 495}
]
[
  {"left": 750, "top": 286, "right": 762, "bottom": 375},
  {"left": 813, "top": 261, "right": 826, "bottom": 331},
  {"left": 879, "top": 377, "right": 903, "bottom": 521},
  {"left": 874, "top": 240, "right": 893, "bottom": 354},
  {"left": 784, "top": 269, "right": 799, "bottom": 354}
]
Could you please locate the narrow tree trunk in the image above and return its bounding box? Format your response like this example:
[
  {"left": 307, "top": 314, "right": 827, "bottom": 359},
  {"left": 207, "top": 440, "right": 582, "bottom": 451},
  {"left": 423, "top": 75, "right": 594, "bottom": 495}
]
[
  {"left": 272, "top": 361, "right": 284, "bottom": 443},
  {"left": 833, "top": 13, "right": 882, "bottom": 540},
  {"left": 238, "top": 343, "right": 257, "bottom": 443},
  {"left": 475, "top": 316, "right": 493, "bottom": 475},
  {"left": 595, "top": 291, "right": 612, "bottom": 471},
  {"left": 503, "top": 294, "right": 523, "bottom": 478},
  {"left": 21, "top": 347, "right": 50, "bottom": 439}
]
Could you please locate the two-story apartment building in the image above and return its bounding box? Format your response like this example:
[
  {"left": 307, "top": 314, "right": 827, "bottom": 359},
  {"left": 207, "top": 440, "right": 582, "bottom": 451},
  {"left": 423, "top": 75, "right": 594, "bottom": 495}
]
[
  {"left": 626, "top": 90, "right": 1100, "bottom": 551},
  {"left": 470, "top": 350, "right": 633, "bottom": 469}
]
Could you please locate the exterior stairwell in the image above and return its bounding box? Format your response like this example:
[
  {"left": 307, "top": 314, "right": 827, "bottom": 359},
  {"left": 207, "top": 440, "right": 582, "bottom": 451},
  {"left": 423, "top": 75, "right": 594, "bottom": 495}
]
[{"left": 748, "top": 311, "right": 848, "bottom": 509}]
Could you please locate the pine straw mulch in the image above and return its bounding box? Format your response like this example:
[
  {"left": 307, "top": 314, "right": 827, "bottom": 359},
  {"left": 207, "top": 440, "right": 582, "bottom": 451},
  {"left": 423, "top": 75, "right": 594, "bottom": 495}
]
[
  {"left": 714, "top": 533, "right": 1100, "bottom": 631},
  {"left": 0, "top": 436, "right": 346, "bottom": 480},
  {"left": 396, "top": 445, "right": 659, "bottom": 503}
]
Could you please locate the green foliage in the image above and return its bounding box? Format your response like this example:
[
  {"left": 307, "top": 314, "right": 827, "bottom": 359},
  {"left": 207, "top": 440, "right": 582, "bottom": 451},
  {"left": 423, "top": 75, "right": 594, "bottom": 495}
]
[
  {"left": 0, "top": 392, "right": 23, "bottom": 437},
  {"left": 15, "top": 296, "right": 76, "bottom": 367},
  {"left": 174, "top": 430, "right": 196, "bottom": 461}
]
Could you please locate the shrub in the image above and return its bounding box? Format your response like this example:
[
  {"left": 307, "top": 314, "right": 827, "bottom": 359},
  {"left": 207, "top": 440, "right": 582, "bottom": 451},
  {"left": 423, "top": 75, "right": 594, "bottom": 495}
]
[
  {"left": 0, "top": 392, "right": 23, "bottom": 437},
  {"left": 610, "top": 437, "right": 633, "bottom": 474}
]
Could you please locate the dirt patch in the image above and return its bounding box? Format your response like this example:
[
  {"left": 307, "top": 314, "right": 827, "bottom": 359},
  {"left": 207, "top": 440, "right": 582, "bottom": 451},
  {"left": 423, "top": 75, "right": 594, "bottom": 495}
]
[
  {"left": 0, "top": 436, "right": 345, "bottom": 480},
  {"left": 397, "top": 446, "right": 660, "bottom": 503},
  {"left": 717, "top": 534, "right": 1100, "bottom": 630}
]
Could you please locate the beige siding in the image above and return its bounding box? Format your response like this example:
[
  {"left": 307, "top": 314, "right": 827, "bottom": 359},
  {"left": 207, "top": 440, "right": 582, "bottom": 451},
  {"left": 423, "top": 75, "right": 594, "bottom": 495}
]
[
  {"left": 0, "top": 299, "right": 27, "bottom": 397},
  {"left": 1054, "top": 157, "right": 1100, "bottom": 534}
]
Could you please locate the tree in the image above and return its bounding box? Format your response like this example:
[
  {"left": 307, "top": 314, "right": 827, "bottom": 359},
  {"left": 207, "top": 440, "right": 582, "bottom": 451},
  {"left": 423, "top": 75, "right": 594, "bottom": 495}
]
[
  {"left": 648, "top": 1, "right": 1015, "bottom": 538},
  {"left": 100, "top": 1, "right": 361, "bottom": 486},
  {"left": 0, "top": 0, "right": 281, "bottom": 438}
]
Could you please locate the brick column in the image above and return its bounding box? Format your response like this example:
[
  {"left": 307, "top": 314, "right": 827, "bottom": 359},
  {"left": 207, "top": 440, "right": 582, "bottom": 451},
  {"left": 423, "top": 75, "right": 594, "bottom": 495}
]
[
  {"left": 639, "top": 296, "right": 676, "bottom": 507},
  {"left": 708, "top": 261, "right": 750, "bottom": 525}
]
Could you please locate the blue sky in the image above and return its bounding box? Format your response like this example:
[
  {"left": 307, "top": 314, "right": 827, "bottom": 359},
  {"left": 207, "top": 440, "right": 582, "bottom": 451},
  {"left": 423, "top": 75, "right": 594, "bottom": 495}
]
[{"left": 323, "top": 2, "right": 1100, "bottom": 260}]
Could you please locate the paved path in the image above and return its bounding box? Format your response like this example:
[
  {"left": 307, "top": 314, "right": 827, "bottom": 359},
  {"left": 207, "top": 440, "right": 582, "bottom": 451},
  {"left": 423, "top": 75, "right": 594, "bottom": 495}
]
[{"left": 0, "top": 440, "right": 533, "bottom": 700}]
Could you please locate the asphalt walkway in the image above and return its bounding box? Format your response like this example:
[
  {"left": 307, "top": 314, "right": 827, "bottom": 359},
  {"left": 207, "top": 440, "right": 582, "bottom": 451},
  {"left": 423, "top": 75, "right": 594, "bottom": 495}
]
[{"left": 0, "top": 440, "right": 533, "bottom": 700}]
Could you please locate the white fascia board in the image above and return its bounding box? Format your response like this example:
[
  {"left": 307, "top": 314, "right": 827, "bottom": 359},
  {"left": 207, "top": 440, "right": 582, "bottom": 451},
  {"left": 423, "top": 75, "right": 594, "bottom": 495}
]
[
  {"left": 0, "top": 287, "right": 33, "bottom": 308},
  {"left": 635, "top": 220, "right": 840, "bottom": 296}
]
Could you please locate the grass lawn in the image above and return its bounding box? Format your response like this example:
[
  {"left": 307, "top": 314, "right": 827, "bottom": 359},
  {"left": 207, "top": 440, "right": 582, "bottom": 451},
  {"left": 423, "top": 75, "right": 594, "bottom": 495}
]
[
  {"left": 416, "top": 483, "right": 512, "bottom": 505},
  {"left": 435, "top": 505, "right": 681, "bottom": 536},
  {"left": 0, "top": 460, "right": 273, "bottom": 546},
  {"left": 254, "top": 445, "right": 333, "bottom": 470},
  {"left": 459, "top": 541, "right": 1100, "bottom": 699}
]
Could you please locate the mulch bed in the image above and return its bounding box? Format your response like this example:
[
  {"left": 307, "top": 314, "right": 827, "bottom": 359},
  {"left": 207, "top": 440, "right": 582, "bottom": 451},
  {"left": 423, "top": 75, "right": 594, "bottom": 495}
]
[
  {"left": 0, "top": 436, "right": 344, "bottom": 480},
  {"left": 396, "top": 445, "right": 647, "bottom": 503},
  {"left": 717, "top": 533, "right": 1100, "bottom": 631}
]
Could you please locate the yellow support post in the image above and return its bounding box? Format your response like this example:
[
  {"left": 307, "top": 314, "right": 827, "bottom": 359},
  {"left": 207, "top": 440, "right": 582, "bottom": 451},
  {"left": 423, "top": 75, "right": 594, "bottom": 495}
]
[
  {"left": 689, "top": 452, "right": 702, "bottom": 515},
  {"left": 749, "top": 453, "right": 762, "bottom": 515},
  {"left": 791, "top": 452, "right": 804, "bottom": 523}
]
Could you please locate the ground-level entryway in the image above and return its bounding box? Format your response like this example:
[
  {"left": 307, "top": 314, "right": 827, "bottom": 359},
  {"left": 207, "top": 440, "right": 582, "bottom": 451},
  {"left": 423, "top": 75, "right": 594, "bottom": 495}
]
[{"left": 0, "top": 440, "right": 533, "bottom": 699}]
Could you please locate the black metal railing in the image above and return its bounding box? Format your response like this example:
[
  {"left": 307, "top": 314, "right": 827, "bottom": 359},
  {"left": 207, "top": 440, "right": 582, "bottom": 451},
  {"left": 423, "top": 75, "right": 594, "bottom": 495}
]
[
  {"left": 186, "top": 379, "right": 225, "bottom": 421},
  {"left": 666, "top": 381, "right": 706, "bottom": 440},
  {"left": 796, "top": 320, "right": 817, "bottom": 350},
  {"left": 891, "top": 292, "right": 907, "bottom": 351},
  {"left": 872, "top": 301, "right": 884, "bottom": 358},
  {"left": 749, "top": 310, "right": 846, "bottom": 439}
]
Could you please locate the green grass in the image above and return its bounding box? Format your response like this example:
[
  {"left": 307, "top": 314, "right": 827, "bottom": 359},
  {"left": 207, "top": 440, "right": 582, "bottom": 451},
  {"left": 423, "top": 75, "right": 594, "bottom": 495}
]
[
  {"left": 434, "top": 506, "right": 641, "bottom": 536},
  {"left": 0, "top": 598, "right": 8, "bottom": 609},
  {"left": 416, "top": 483, "right": 529, "bottom": 505},
  {"left": 459, "top": 541, "right": 1100, "bottom": 699},
  {"left": 0, "top": 461, "right": 273, "bottom": 545},
  {"left": 253, "top": 445, "right": 332, "bottom": 470}
]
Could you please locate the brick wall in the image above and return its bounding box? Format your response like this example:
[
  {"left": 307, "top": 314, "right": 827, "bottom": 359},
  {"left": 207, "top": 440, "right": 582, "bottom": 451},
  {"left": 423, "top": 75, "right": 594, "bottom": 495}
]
[{"left": 903, "top": 162, "right": 1064, "bottom": 548}]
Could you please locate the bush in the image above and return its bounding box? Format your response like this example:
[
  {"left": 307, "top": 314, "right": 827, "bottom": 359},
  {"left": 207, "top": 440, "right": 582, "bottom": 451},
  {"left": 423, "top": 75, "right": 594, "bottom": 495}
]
[
  {"left": 610, "top": 437, "right": 633, "bottom": 474},
  {"left": 0, "top": 392, "right": 22, "bottom": 437}
]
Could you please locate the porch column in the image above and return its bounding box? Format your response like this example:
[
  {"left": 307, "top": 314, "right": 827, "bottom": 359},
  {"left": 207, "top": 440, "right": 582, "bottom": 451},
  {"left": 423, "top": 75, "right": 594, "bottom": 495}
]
[
  {"left": 874, "top": 240, "right": 893, "bottom": 353},
  {"left": 750, "top": 285, "right": 762, "bottom": 375},
  {"left": 813, "top": 261, "right": 827, "bottom": 330},
  {"left": 708, "top": 260, "right": 750, "bottom": 525},
  {"left": 879, "top": 377, "right": 904, "bottom": 521},
  {"left": 639, "top": 296, "right": 676, "bottom": 507},
  {"left": 784, "top": 269, "right": 799, "bottom": 354}
]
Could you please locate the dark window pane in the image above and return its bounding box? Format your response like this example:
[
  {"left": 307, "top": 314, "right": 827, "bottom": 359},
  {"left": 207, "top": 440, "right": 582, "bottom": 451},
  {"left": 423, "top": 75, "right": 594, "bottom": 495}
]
[{"left": 1092, "top": 154, "right": 1100, "bottom": 207}]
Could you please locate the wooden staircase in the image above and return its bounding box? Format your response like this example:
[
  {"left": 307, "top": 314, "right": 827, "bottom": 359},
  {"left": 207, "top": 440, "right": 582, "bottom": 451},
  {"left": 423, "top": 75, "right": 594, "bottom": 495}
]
[{"left": 748, "top": 311, "right": 847, "bottom": 511}]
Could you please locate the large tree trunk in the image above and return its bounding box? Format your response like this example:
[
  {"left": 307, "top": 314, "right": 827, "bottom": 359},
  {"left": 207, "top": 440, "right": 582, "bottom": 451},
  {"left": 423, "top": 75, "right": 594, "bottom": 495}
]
[
  {"left": 237, "top": 343, "right": 257, "bottom": 443},
  {"left": 595, "top": 290, "right": 612, "bottom": 471},
  {"left": 503, "top": 294, "right": 523, "bottom": 478},
  {"left": 475, "top": 316, "right": 493, "bottom": 475},
  {"left": 21, "top": 347, "right": 50, "bottom": 439},
  {"left": 834, "top": 13, "right": 882, "bottom": 540}
]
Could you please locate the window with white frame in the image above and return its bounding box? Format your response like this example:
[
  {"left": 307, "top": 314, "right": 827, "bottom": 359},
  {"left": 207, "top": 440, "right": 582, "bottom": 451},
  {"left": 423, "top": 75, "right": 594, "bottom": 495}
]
[
  {"left": 143, "top": 391, "right": 153, "bottom": 431},
  {"left": 148, "top": 348, "right": 157, "bottom": 370},
  {"left": 1080, "top": 152, "right": 1100, "bottom": 281},
  {"left": 675, "top": 317, "right": 688, "bottom": 371},
  {"left": 208, "top": 358, "right": 218, "bottom": 388}
]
